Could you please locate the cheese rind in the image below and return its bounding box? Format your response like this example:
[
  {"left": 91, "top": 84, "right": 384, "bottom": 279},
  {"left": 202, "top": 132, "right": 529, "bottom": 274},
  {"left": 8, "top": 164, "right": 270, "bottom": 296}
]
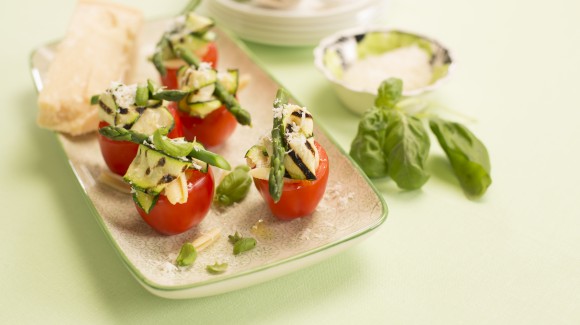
[{"left": 37, "top": 0, "right": 143, "bottom": 136}]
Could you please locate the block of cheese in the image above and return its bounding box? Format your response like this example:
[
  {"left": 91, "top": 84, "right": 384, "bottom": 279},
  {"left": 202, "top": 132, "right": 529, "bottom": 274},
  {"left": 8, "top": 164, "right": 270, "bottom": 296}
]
[{"left": 37, "top": 0, "right": 143, "bottom": 136}]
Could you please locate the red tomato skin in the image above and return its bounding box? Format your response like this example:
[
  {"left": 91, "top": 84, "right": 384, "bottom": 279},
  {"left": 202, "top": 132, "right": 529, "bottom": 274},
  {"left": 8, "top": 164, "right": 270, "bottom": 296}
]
[
  {"left": 97, "top": 106, "right": 184, "bottom": 176},
  {"left": 202, "top": 42, "right": 218, "bottom": 69},
  {"left": 160, "top": 67, "right": 180, "bottom": 90},
  {"left": 136, "top": 169, "right": 215, "bottom": 236},
  {"left": 160, "top": 43, "right": 218, "bottom": 90},
  {"left": 97, "top": 125, "right": 140, "bottom": 176},
  {"left": 176, "top": 103, "right": 237, "bottom": 148},
  {"left": 97, "top": 122, "right": 139, "bottom": 176},
  {"left": 254, "top": 142, "right": 330, "bottom": 220},
  {"left": 166, "top": 104, "right": 184, "bottom": 139}
]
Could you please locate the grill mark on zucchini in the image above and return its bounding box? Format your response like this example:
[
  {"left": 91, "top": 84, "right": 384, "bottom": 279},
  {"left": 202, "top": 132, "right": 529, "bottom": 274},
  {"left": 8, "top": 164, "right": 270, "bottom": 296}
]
[
  {"left": 304, "top": 139, "right": 316, "bottom": 157},
  {"left": 119, "top": 107, "right": 129, "bottom": 114},
  {"left": 159, "top": 174, "right": 177, "bottom": 184},
  {"left": 145, "top": 167, "right": 151, "bottom": 176},
  {"left": 288, "top": 149, "right": 316, "bottom": 180},
  {"left": 291, "top": 110, "right": 312, "bottom": 119},
  {"left": 284, "top": 124, "right": 293, "bottom": 141},
  {"left": 99, "top": 100, "right": 114, "bottom": 115},
  {"left": 157, "top": 157, "right": 166, "bottom": 167}
]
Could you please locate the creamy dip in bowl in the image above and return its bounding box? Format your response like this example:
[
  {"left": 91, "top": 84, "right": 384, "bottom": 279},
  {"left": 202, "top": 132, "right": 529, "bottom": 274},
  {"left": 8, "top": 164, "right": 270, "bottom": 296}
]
[{"left": 314, "top": 27, "right": 453, "bottom": 115}]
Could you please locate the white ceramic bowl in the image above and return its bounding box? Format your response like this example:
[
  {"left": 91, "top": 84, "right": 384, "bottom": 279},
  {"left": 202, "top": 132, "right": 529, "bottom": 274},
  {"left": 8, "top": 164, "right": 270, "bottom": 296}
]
[
  {"left": 200, "top": 0, "right": 384, "bottom": 46},
  {"left": 314, "top": 26, "right": 454, "bottom": 115}
]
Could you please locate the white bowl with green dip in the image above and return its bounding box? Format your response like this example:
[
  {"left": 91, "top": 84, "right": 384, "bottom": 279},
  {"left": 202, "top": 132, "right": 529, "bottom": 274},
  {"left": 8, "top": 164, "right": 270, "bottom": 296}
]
[{"left": 314, "top": 27, "right": 454, "bottom": 115}]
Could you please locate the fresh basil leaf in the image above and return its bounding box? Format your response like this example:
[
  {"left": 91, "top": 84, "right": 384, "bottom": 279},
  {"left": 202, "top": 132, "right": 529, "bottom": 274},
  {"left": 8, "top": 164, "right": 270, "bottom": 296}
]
[
  {"left": 176, "top": 243, "right": 197, "bottom": 267},
  {"left": 206, "top": 262, "right": 228, "bottom": 275},
  {"left": 383, "top": 110, "right": 430, "bottom": 190},
  {"left": 375, "top": 78, "right": 403, "bottom": 109},
  {"left": 215, "top": 165, "right": 252, "bottom": 206},
  {"left": 429, "top": 117, "right": 492, "bottom": 198},
  {"left": 233, "top": 237, "right": 256, "bottom": 255},
  {"left": 349, "top": 107, "right": 389, "bottom": 178},
  {"left": 152, "top": 129, "right": 194, "bottom": 158},
  {"left": 228, "top": 231, "right": 242, "bottom": 244}
]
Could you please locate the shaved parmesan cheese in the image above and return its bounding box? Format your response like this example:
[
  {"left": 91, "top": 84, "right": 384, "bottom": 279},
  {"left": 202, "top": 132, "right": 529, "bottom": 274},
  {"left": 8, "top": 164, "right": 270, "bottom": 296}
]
[{"left": 36, "top": 0, "right": 143, "bottom": 136}]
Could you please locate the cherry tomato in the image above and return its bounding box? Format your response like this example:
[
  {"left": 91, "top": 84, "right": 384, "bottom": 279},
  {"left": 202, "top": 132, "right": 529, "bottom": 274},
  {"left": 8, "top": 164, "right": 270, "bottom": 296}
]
[
  {"left": 136, "top": 168, "right": 215, "bottom": 235},
  {"left": 166, "top": 104, "right": 184, "bottom": 139},
  {"left": 97, "top": 123, "right": 139, "bottom": 176},
  {"left": 202, "top": 42, "right": 218, "bottom": 68},
  {"left": 174, "top": 102, "right": 238, "bottom": 148},
  {"left": 254, "top": 142, "right": 330, "bottom": 220},
  {"left": 160, "top": 42, "right": 218, "bottom": 90},
  {"left": 98, "top": 106, "right": 184, "bottom": 176}
]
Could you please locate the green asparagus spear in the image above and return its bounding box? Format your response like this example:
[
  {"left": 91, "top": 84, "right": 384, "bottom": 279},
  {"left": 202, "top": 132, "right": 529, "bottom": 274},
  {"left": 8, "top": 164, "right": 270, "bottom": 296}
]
[
  {"left": 174, "top": 46, "right": 252, "bottom": 126},
  {"left": 269, "top": 88, "right": 290, "bottom": 202},
  {"left": 214, "top": 82, "right": 252, "bottom": 126},
  {"left": 99, "top": 126, "right": 149, "bottom": 144},
  {"left": 99, "top": 126, "right": 231, "bottom": 171},
  {"left": 152, "top": 37, "right": 170, "bottom": 77},
  {"left": 144, "top": 78, "right": 189, "bottom": 102},
  {"left": 188, "top": 142, "right": 231, "bottom": 171}
]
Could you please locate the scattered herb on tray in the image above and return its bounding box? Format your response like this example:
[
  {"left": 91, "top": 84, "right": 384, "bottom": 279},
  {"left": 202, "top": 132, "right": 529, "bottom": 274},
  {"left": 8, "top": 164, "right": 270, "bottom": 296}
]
[
  {"left": 214, "top": 165, "right": 253, "bottom": 206},
  {"left": 206, "top": 262, "right": 228, "bottom": 275},
  {"left": 176, "top": 243, "right": 197, "bottom": 267},
  {"left": 228, "top": 231, "right": 257, "bottom": 255}
]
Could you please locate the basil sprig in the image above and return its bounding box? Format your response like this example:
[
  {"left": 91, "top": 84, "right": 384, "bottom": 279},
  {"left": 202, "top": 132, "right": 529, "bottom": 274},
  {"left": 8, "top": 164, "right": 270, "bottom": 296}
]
[
  {"left": 176, "top": 243, "right": 197, "bottom": 267},
  {"left": 228, "top": 231, "right": 256, "bottom": 255},
  {"left": 349, "top": 78, "right": 491, "bottom": 198},
  {"left": 215, "top": 165, "right": 252, "bottom": 206},
  {"left": 206, "top": 262, "right": 228, "bottom": 275}
]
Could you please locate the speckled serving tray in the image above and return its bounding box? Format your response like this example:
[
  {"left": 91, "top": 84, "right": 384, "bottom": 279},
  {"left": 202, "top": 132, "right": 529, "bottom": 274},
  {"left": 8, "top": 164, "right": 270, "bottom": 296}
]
[{"left": 30, "top": 18, "right": 387, "bottom": 299}]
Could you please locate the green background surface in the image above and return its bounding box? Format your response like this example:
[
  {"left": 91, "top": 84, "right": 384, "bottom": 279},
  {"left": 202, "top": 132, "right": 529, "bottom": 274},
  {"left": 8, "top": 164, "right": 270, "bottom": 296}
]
[{"left": 2, "top": 0, "right": 579, "bottom": 323}]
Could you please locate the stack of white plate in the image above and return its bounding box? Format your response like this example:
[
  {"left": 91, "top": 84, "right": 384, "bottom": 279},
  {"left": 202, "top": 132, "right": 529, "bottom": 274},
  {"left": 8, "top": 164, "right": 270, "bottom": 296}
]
[{"left": 199, "top": 0, "right": 386, "bottom": 47}]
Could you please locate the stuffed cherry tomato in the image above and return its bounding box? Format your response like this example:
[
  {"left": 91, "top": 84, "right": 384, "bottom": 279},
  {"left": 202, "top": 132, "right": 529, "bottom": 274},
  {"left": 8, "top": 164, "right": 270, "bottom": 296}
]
[
  {"left": 99, "top": 126, "right": 232, "bottom": 235},
  {"left": 97, "top": 112, "right": 182, "bottom": 175},
  {"left": 246, "top": 91, "right": 329, "bottom": 220},
  {"left": 254, "top": 142, "right": 329, "bottom": 220},
  {"left": 160, "top": 43, "right": 218, "bottom": 90},
  {"left": 93, "top": 82, "right": 184, "bottom": 176},
  {"left": 153, "top": 13, "right": 219, "bottom": 90},
  {"left": 175, "top": 103, "right": 237, "bottom": 148},
  {"left": 173, "top": 62, "right": 248, "bottom": 148},
  {"left": 97, "top": 121, "right": 140, "bottom": 176},
  {"left": 136, "top": 168, "right": 214, "bottom": 235}
]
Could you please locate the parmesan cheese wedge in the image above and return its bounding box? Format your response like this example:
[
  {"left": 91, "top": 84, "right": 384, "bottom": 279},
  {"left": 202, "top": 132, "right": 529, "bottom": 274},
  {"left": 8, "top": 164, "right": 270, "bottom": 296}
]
[{"left": 37, "top": 0, "right": 143, "bottom": 136}]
